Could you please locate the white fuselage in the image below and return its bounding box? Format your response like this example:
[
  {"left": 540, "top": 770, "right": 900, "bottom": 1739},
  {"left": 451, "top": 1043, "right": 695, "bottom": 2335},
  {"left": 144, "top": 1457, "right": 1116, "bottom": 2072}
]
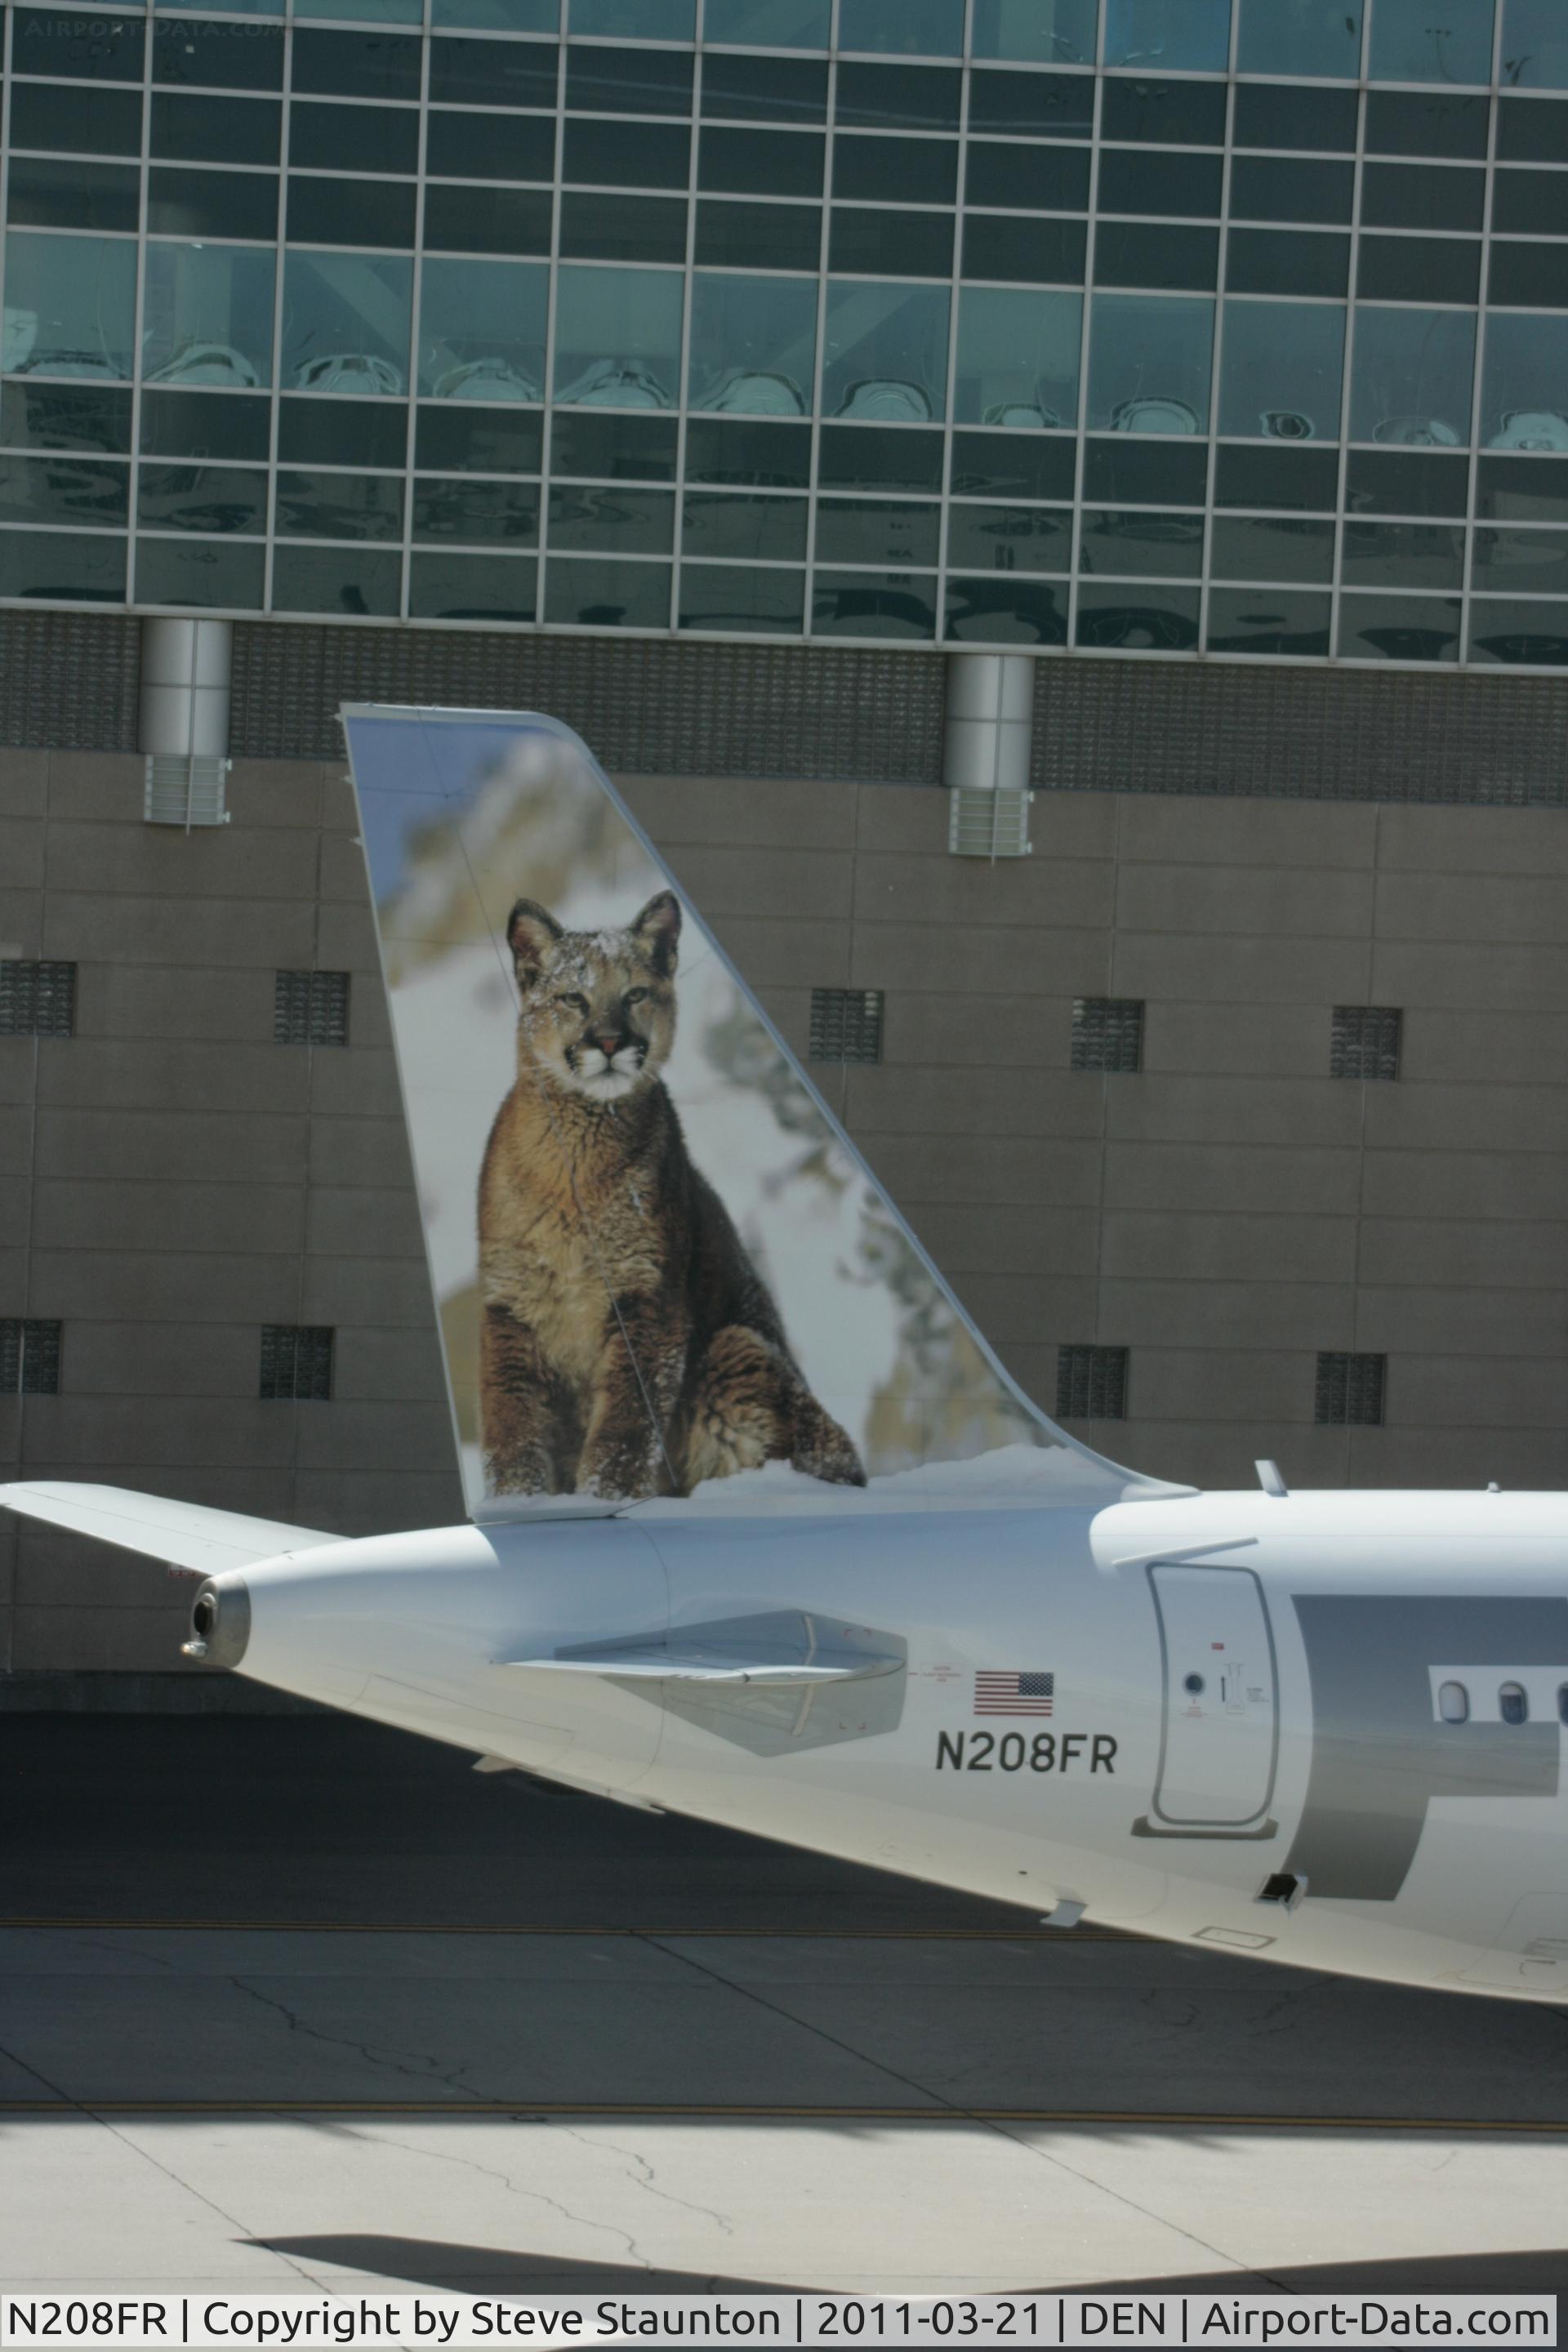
[{"left": 216, "top": 1487, "right": 1568, "bottom": 2004}]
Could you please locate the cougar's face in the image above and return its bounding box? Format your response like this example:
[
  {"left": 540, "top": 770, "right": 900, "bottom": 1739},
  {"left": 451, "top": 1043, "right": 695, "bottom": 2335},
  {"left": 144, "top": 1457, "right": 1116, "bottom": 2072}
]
[{"left": 508, "top": 893, "right": 681, "bottom": 1105}]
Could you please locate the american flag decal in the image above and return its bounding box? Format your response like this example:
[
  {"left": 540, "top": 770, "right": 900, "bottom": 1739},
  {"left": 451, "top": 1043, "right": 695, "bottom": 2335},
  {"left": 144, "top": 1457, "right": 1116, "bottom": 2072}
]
[{"left": 974, "top": 1670, "right": 1054, "bottom": 1717}]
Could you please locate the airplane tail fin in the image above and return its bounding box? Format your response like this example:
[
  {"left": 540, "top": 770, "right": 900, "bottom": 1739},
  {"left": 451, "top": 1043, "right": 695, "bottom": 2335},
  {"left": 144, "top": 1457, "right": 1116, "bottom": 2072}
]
[{"left": 341, "top": 707, "right": 1187, "bottom": 1520}]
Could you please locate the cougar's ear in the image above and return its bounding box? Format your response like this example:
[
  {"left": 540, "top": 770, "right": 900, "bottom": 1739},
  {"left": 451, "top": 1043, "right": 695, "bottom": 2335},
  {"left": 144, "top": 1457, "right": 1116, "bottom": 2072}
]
[
  {"left": 506, "top": 898, "right": 563, "bottom": 988},
  {"left": 631, "top": 889, "right": 681, "bottom": 980}
]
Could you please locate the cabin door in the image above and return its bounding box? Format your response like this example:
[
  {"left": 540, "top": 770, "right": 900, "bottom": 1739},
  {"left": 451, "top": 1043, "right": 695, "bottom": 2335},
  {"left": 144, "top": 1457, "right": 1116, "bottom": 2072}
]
[{"left": 1149, "top": 1564, "right": 1278, "bottom": 1833}]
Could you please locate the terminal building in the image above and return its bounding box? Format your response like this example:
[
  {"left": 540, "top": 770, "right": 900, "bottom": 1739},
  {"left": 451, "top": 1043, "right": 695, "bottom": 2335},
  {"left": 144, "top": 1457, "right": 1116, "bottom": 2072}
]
[{"left": 2, "top": 0, "right": 1567, "bottom": 1698}]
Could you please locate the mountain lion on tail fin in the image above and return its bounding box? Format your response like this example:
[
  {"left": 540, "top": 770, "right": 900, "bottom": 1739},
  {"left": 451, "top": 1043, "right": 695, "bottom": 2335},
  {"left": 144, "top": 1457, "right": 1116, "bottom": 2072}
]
[{"left": 479, "top": 889, "right": 866, "bottom": 1502}]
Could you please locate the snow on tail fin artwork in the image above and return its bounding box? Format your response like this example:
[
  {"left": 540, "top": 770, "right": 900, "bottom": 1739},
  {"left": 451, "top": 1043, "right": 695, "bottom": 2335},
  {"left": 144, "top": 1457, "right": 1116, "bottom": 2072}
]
[{"left": 342, "top": 707, "right": 1156, "bottom": 1518}]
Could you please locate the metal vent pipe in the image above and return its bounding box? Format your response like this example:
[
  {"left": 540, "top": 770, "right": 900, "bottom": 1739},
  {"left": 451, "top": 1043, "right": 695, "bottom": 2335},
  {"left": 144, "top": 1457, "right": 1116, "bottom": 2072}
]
[
  {"left": 138, "top": 617, "right": 233, "bottom": 758},
  {"left": 942, "top": 652, "right": 1033, "bottom": 797}
]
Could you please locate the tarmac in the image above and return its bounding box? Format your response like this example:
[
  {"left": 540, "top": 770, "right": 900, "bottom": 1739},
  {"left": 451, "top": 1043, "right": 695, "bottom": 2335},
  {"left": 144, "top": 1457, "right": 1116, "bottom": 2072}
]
[{"left": 2, "top": 1715, "right": 1566, "bottom": 2305}]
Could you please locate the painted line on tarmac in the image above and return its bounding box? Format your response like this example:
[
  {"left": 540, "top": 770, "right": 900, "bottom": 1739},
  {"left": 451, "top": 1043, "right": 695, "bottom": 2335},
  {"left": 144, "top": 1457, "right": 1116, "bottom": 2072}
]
[
  {"left": 0, "top": 1921, "right": 1135, "bottom": 1940},
  {"left": 0, "top": 2102, "right": 1564, "bottom": 2132}
]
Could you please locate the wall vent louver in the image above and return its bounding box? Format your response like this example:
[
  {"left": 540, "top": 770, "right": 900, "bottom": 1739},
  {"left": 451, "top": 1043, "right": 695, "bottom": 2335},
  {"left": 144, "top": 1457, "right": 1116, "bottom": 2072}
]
[
  {"left": 144, "top": 754, "right": 231, "bottom": 829},
  {"left": 948, "top": 785, "right": 1032, "bottom": 859}
]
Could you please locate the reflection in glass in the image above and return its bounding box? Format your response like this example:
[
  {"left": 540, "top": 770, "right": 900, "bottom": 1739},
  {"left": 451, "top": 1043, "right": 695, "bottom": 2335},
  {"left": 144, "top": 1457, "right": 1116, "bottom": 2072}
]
[
  {"left": 682, "top": 492, "right": 808, "bottom": 560},
  {"left": 821, "top": 282, "right": 951, "bottom": 421},
  {"left": 837, "top": 0, "right": 964, "bottom": 53},
  {"left": 678, "top": 564, "right": 805, "bottom": 632},
  {"left": 696, "top": 199, "right": 823, "bottom": 270},
  {"left": 8, "top": 159, "right": 140, "bottom": 237},
  {"left": 703, "top": 0, "right": 831, "bottom": 43},
  {"left": 554, "top": 265, "right": 684, "bottom": 408},
  {"left": 412, "top": 478, "right": 540, "bottom": 543},
  {"left": 418, "top": 258, "right": 546, "bottom": 402},
  {"left": 1233, "top": 82, "right": 1361, "bottom": 148},
  {"left": 954, "top": 288, "right": 1082, "bottom": 429},
  {"left": 140, "top": 243, "right": 276, "bottom": 390},
  {"left": 559, "top": 193, "right": 685, "bottom": 265},
  {"left": 136, "top": 464, "right": 267, "bottom": 534},
  {"left": 278, "top": 400, "right": 408, "bottom": 470},
  {"left": 813, "top": 570, "right": 938, "bottom": 639},
  {"left": 279, "top": 252, "right": 412, "bottom": 395},
  {"left": 1502, "top": 0, "right": 1568, "bottom": 86},
  {"left": 1219, "top": 301, "right": 1346, "bottom": 441},
  {"left": 1087, "top": 294, "right": 1214, "bottom": 433},
  {"left": 1236, "top": 0, "right": 1363, "bottom": 74},
  {"left": 416, "top": 407, "right": 544, "bottom": 474},
  {"left": 1206, "top": 587, "right": 1331, "bottom": 654},
  {"left": 2, "top": 231, "right": 136, "bottom": 380},
  {"left": 275, "top": 470, "right": 404, "bottom": 541},
  {"left": 946, "top": 577, "right": 1067, "bottom": 642},
  {"left": 1, "top": 383, "right": 132, "bottom": 456},
  {"left": 409, "top": 550, "right": 537, "bottom": 620},
  {"left": 271, "top": 543, "right": 402, "bottom": 617},
  {"left": 1105, "top": 0, "right": 1230, "bottom": 69},
  {"left": 140, "top": 390, "right": 270, "bottom": 463},
  {"left": 1349, "top": 306, "right": 1476, "bottom": 447},
  {"left": 1369, "top": 0, "right": 1494, "bottom": 82},
  {"left": 1338, "top": 590, "right": 1461, "bottom": 659},
  {"left": 1341, "top": 519, "right": 1465, "bottom": 586},
  {"left": 953, "top": 430, "right": 1077, "bottom": 498},
  {"left": 1346, "top": 448, "right": 1468, "bottom": 514},
  {"left": 1076, "top": 584, "right": 1200, "bottom": 647},
  {"left": 1472, "top": 524, "right": 1568, "bottom": 594},
  {"left": 1469, "top": 596, "right": 1568, "bottom": 662},
  {"left": 818, "top": 422, "right": 945, "bottom": 488},
  {"left": 1481, "top": 312, "right": 1568, "bottom": 449},
  {"left": 1085, "top": 435, "right": 1208, "bottom": 501},
  {"left": 688, "top": 274, "right": 817, "bottom": 416},
  {"left": 1210, "top": 514, "right": 1336, "bottom": 580},
  {"left": 550, "top": 410, "right": 677, "bottom": 479},
  {"left": 946, "top": 503, "right": 1071, "bottom": 571},
  {"left": 546, "top": 485, "right": 677, "bottom": 554},
  {"left": 545, "top": 554, "right": 672, "bottom": 626},
  {"left": 1080, "top": 507, "right": 1204, "bottom": 577},
  {"left": 970, "top": 0, "right": 1098, "bottom": 63},
  {"left": 0, "top": 529, "right": 125, "bottom": 601},
  {"left": 814, "top": 498, "right": 940, "bottom": 565},
  {"left": 686, "top": 417, "right": 813, "bottom": 486},
  {"left": 135, "top": 537, "right": 265, "bottom": 608},
  {"left": 0, "top": 454, "right": 127, "bottom": 528}
]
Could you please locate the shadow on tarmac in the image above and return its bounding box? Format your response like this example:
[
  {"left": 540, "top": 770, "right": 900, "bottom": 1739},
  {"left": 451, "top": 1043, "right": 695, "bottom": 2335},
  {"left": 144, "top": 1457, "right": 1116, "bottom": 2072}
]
[{"left": 258, "top": 2234, "right": 1568, "bottom": 2307}]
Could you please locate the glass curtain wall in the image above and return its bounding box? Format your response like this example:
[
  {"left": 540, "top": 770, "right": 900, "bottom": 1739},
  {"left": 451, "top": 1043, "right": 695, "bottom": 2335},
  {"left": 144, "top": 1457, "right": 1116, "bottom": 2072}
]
[{"left": 2, "top": 0, "right": 1568, "bottom": 664}]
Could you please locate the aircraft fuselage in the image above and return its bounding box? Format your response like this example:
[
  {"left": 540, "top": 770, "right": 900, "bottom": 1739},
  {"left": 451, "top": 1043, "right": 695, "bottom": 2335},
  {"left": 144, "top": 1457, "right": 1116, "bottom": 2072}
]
[{"left": 203, "top": 1486, "right": 1568, "bottom": 2004}]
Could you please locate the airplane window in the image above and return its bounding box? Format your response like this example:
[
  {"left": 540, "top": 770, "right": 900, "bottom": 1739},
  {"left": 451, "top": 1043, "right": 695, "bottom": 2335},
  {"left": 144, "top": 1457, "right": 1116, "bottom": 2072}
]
[
  {"left": 1438, "top": 1679, "right": 1468, "bottom": 1723},
  {"left": 1183, "top": 1672, "right": 1205, "bottom": 1695},
  {"left": 1499, "top": 1682, "right": 1529, "bottom": 1725},
  {"left": 1559, "top": 1683, "right": 1568, "bottom": 1726}
]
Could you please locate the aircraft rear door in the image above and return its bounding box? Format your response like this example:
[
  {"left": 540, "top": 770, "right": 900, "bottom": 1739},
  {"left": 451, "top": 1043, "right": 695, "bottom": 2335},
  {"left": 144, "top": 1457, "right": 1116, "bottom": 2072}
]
[{"left": 1146, "top": 1563, "right": 1279, "bottom": 1836}]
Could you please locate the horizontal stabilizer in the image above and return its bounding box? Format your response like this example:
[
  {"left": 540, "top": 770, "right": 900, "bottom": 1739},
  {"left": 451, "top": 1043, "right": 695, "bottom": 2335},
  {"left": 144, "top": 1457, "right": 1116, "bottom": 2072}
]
[
  {"left": 0, "top": 1481, "right": 335, "bottom": 1575},
  {"left": 500, "top": 1608, "right": 904, "bottom": 1688}
]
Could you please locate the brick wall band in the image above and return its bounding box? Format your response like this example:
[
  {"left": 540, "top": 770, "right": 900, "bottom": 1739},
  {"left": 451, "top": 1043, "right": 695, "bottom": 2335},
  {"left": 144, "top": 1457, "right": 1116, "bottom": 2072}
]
[{"left": 7, "top": 612, "right": 1568, "bottom": 807}]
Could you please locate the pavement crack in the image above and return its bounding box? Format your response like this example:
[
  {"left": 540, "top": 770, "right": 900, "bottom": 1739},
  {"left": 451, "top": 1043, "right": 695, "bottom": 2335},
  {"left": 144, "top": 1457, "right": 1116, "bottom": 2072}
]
[
  {"left": 636, "top": 1935, "right": 1257, "bottom": 2287},
  {"left": 338, "top": 2122, "right": 643, "bottom": 2265},
  {"left": 226, "top": 1977, "right": 481, "bottom": 2100},
  {"left": 555, "top": 2121, "right": 736, "bottom": 2243}
]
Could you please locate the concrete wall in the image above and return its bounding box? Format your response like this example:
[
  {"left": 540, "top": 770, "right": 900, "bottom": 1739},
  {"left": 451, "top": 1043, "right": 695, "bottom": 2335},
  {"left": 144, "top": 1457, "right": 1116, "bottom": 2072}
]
[{"left": 2, "top": 742, "right": 1565, "bottom": 1689}]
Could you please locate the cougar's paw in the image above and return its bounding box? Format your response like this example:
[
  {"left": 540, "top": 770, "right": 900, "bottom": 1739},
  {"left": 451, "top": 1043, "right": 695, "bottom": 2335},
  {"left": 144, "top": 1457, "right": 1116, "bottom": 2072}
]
[
  {"left": 791, "top": 1405, "right": 867, "bottom": 1489},
  {"left": 576, "top": 1432, "right": 666, "bottom": 1502},
  {"left": 483, "top": 1446, "right": 558, "bottom": 1497}
]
